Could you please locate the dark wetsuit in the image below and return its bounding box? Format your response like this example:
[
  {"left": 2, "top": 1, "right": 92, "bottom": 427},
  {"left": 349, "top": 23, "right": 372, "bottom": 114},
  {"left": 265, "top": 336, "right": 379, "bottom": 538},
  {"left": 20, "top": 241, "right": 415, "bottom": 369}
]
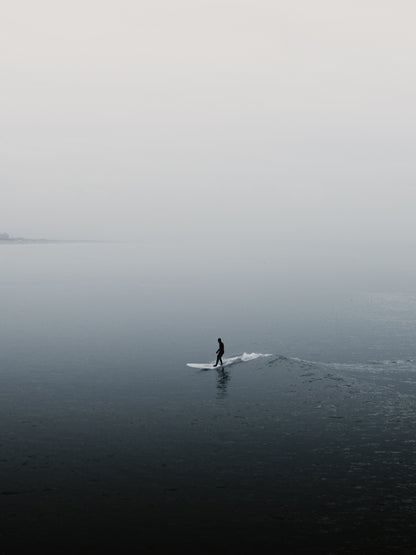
[{"left": 214, "top": 340, "right": 225, "bottom": 367}]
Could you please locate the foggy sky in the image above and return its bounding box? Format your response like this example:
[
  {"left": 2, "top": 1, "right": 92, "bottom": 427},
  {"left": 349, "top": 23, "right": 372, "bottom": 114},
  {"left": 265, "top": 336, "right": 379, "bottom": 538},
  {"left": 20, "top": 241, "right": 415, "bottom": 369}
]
[{"left": 2, "top": 0, "right": 415, "bottom": 254}]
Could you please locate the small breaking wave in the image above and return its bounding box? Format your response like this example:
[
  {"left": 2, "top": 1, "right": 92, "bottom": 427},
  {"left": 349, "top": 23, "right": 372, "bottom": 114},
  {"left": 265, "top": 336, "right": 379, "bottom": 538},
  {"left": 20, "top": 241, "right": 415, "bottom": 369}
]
[
  {"left": 187, "top": 352, "right": 272, "bottom": 370},
  {"left": 188, "top": 352, "right": 416, "bottom": 376}
]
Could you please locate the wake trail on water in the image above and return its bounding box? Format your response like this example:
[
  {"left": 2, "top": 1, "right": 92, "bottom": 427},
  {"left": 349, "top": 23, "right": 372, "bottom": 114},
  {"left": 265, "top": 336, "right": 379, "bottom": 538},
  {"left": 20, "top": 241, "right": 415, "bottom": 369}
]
[
  {"left": 187, "top": 352, "right": 272, "bottom": 370},
  {"left": 268, "top": 354, "right": 416, "bottom": 372},
  {"left": 327, "top": 358, "right": 416, "bottom": 374},
  {"left": 187, "top": 352, "right": 416, "bottom": 377}
]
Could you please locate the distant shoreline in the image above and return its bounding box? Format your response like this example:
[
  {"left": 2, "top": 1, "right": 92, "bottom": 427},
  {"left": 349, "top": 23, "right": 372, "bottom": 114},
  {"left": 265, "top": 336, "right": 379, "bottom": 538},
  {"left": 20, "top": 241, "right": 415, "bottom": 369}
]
[{"left": 0, "top": 239, "right": 115, "bottom": 245}]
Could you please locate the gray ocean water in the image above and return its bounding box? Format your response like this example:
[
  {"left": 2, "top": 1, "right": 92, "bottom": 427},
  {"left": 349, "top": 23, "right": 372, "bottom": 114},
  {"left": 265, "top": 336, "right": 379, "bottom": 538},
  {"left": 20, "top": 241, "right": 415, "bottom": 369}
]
[{"left": 1, "top": 242, "right": 416, "bottom": 553}]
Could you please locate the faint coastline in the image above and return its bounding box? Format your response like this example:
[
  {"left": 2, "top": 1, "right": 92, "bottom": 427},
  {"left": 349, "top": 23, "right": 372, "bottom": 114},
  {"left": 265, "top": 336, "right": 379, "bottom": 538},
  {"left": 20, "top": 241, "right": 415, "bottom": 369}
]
[{"left": 0, "top": 232, "right": 109, "bottom": 245}]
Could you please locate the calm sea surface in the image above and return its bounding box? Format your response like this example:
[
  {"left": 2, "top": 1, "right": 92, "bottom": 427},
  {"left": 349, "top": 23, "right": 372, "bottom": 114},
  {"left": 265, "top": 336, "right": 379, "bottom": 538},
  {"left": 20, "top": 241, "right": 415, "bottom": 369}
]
[{"left": 1, "top": 243, "right": 416, "bottom": 553}]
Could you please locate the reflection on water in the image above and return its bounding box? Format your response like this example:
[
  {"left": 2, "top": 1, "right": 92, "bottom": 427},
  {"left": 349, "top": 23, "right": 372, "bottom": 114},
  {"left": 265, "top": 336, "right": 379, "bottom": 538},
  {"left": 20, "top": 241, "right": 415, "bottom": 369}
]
[{"left": 216, "top": 367, "right": 230, "bottom": 399}]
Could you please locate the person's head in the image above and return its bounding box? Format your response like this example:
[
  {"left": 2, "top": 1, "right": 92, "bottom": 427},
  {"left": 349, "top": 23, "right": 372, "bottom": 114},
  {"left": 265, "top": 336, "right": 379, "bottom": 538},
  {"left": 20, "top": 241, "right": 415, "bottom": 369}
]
[{"left": 218, "top": 337, "right": 221, "bottom": 342}]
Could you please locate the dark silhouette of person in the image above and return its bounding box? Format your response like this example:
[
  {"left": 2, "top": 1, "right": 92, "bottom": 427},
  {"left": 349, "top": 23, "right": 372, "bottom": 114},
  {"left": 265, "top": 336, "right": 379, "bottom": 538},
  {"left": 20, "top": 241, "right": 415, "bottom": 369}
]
[{"left": 213, "top": 337, "right": 224, "bottom": 367}]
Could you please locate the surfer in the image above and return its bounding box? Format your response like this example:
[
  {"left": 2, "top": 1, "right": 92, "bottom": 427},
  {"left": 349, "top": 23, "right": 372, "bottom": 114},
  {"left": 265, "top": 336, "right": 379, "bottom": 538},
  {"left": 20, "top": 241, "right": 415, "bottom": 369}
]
[{"left": 213, "top": 338, "right": 224, "bottom": 367}]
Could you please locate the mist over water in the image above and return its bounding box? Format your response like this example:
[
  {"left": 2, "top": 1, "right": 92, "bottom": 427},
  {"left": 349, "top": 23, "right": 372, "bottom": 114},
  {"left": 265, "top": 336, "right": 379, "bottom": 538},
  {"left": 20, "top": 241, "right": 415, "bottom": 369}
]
[
  {"left": 2, "top": 0, "right": 416, "bottom": 550},
  {"left": 2, "top": 241, "right": 416, "bottom": 365}
]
